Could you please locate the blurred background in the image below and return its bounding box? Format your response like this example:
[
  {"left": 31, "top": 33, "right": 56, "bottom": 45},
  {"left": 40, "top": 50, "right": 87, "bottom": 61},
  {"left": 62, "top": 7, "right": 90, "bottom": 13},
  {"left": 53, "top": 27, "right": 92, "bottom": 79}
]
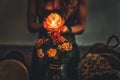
[
  {"left": 0, "top": 0, "right": 120, "bottom": 80},
  {"left": 0, "top": 0, "right": 120, "bottom": 46}
]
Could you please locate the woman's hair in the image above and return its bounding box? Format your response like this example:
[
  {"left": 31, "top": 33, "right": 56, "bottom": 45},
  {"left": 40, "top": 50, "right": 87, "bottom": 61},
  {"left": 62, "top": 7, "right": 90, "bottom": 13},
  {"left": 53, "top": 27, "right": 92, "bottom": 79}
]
[{"left": 38, "top": 0, "right": 79, "bottom": 20}]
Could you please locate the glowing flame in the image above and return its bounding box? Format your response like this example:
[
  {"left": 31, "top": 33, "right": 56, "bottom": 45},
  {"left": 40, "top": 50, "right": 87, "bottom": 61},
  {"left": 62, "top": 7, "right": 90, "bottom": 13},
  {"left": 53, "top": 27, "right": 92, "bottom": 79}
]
[{"left": 43, "top": 13, "right": 65, "bottom": 32}]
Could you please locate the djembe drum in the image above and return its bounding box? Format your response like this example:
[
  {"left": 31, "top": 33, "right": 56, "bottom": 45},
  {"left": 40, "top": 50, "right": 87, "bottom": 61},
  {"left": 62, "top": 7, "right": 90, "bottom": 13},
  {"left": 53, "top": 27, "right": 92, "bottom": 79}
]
[{"left": 0, "top": 59, "right": 29, "bottom": 80}]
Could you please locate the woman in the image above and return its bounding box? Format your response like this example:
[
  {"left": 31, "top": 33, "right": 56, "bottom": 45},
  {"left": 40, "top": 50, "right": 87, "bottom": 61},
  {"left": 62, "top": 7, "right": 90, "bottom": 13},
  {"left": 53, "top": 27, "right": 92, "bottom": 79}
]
[{"left": 27, "top": 0, "right": 88, "bottom": 80}]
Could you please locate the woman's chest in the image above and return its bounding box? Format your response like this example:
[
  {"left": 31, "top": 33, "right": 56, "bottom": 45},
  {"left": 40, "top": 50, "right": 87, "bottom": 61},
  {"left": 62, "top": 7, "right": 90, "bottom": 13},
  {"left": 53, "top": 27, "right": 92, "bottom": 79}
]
[{"left": 37, "top": 0, "right": 60, "bottom": 11}]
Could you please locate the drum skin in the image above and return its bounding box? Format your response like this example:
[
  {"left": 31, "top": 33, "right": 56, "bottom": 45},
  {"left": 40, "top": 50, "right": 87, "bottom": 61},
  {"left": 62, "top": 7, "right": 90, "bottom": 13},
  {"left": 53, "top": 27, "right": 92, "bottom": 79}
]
[{"left": 0, "top": 59, "right": 29, "bottom": 80}]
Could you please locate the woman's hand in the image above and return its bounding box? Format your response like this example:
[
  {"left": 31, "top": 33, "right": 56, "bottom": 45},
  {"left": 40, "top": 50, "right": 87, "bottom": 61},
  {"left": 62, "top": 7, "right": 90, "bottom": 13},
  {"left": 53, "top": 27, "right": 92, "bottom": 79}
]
[
  {"left": 43, "top": 13, "right": 65, "bottom": 33},
  {"left": 60, "top": 25, "right": 71, "bottom": 33}
]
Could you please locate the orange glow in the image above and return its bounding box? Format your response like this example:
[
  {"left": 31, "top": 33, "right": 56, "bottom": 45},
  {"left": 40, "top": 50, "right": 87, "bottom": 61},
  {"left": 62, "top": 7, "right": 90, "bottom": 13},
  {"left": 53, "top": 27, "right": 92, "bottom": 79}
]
[
  {"left": 58, "top": 43, "right": 72, "bottom": 51},
  {"left": 36, "top": 39, "right": 44, "bottom": 48},
  {"left": 37, "top": 49, "right": 44, "bottom": 58},
  {"left": 47, "top": 48, "right": 57, "bottom": 57},
  {"left": 43, "top": 13, "right": 64, "bottom": 32}
]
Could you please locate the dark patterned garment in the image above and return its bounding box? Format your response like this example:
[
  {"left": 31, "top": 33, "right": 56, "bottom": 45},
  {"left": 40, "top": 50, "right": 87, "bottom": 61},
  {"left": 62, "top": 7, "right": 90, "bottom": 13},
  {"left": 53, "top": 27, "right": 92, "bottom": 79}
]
[{"left": 30, "top": 2, "right": 80, "bottom": 80}]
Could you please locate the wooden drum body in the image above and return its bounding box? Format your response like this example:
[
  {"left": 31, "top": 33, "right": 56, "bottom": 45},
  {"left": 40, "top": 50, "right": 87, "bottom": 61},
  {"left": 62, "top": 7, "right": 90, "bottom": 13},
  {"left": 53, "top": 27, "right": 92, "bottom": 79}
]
[{"left": 0, "top": 59, "right": 29, "bottom": 80}]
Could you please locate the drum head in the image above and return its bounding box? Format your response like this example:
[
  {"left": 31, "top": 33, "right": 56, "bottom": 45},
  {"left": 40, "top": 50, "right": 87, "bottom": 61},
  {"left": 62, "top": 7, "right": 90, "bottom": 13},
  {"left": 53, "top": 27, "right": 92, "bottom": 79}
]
[{"left": 0, "top": 59, "right": 29, "bottom": 80}]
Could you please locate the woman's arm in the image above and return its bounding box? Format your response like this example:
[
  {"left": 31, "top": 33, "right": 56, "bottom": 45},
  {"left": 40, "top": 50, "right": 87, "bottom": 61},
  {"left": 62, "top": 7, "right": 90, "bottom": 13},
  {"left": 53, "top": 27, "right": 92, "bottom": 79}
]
[
  {"left": 27, "top": 0, "right": 43, "bottom": 33},
  {"left": 62, "top": 0, "right": 88, "bottom": 34}
]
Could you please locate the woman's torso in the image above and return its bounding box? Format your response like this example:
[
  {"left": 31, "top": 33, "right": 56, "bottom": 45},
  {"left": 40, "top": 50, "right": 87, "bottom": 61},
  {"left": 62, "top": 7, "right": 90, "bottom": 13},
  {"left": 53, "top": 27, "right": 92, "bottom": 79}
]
[{"left": 36, "top": 0, "right": 79, "bottom": 45}]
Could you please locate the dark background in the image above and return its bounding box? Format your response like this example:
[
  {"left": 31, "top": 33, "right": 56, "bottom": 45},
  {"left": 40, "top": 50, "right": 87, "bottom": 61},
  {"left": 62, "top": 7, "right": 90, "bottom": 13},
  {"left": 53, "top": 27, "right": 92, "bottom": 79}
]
[
  {"left": 0, "top": 1, "right": 120, "bottom": 78},
  {"left": 0, "top": 0, "right": 120, "bottom": 46}
]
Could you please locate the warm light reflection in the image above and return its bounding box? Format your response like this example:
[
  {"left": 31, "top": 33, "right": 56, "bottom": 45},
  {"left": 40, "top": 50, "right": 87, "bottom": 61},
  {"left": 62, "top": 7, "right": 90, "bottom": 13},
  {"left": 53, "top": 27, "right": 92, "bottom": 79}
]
[{"left": 43, "top": 13, "right": 64, "bottom": 32}]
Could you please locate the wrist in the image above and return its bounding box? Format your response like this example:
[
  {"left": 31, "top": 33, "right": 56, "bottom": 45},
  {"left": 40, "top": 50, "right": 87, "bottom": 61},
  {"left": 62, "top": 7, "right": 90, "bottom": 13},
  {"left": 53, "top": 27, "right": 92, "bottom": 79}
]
[
  {"left": 61, "top": 25, "right": 72, "bottom": 33},
  {"left": 67, "top": 27, "right": 72, "bottom": 33},
  {"left": 64, "top": 25, "right": 72, "bottom": 33}
]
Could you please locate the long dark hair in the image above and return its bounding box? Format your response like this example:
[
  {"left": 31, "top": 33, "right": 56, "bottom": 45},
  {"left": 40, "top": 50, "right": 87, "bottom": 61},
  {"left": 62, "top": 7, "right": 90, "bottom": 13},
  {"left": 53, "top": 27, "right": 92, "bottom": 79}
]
[{"left": 37, "top": 0, "right": 78, "bottom": 20}]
